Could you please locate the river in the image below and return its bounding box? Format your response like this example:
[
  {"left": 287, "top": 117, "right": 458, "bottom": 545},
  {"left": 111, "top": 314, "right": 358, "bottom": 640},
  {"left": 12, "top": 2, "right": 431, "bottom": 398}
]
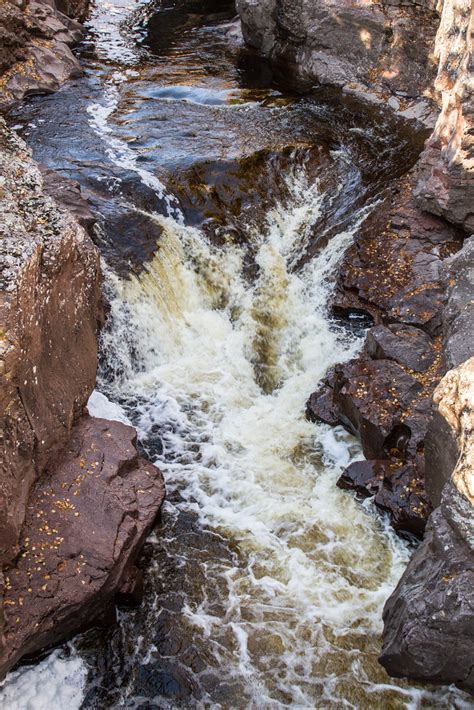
[{"left": 0, "top": 1, "right": 471, "bottom": 708}]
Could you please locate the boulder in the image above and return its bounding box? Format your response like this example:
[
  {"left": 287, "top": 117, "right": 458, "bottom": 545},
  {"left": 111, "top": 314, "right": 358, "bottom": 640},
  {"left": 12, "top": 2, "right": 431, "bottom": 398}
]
[
  {"left": 0, "top": 0, "right": 87, "bottom": 109},
  {"left": 0, "top": 416, "right": 165, "bottom": 678},
  {"left": 338, "top": 459, "right": 431, "bottom": 537},
  {"left": 365, "top": 324, "right": 436, "bottom": 373}
]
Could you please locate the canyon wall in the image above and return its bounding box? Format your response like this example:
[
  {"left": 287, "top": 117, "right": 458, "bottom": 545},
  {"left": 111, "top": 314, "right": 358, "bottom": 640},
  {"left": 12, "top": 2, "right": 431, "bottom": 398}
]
[
  {"left": 0, "top": 118, "right": 165, "bottom": 677},
  {"left": 237, "top": 0, "right": 474, "bottom": 692}
]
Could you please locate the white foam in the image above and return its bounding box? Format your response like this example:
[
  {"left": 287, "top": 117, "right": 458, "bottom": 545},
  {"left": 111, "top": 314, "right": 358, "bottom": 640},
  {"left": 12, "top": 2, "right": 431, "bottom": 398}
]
[
  {"left": 96, "top": 164, "right": 440, "bottom": 705},
  {"left": 0, "top": 650, "right": 87, "bottom": 710},
  {"left": 87, "top": 389, "right": 131, "bottom": 424}
]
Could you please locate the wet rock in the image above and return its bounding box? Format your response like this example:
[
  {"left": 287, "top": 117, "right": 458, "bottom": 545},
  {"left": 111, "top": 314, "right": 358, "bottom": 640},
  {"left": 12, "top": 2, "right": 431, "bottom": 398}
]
[
  {"left": 331, "top": 359, "right": 423, "bottom": 460},
  {"left": 338, "top": 460, "right": 431, "bottom": 537},
  {"left": 335, "top": 179, "right": 462, "bottom": 335},
  {"left": 0, "top": 416, "right": 165, "bottom": 679},
  {"left": 381, "top": 485, "right": 474, "bottom": 692},
  {"left": 39, "top": 166, "right": 96, "bottom": 233},
  {"left": 365, "top": 324, "right": 436, "bottom": 373},
  {"left": 116, "top": 565, "right": 145, "bottom": 608},
  {"left": 0, "top": 0, "right": 87, "bottom": 109}
]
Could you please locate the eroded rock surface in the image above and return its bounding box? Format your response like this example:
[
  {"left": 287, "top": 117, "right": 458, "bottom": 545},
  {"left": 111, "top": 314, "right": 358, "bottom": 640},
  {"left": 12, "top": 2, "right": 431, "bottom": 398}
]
[
  {"left": 307, "top": 171, "right": 462, "bottom": 536},
  {"left": 0, "top": 0, "right": 86, "bottom": 109},
  {"left": 237, "top": 0, "right": 440, "bottom": 125},
  {"left": 0, "top": 118, "right": 101, "bottom": 570},
  {"left": 1, "top": 416, "right": 165, "bottom": 679},
  {"left": 414, "top": 1, "right": 474, "bottom": 232},
  {"left": 381, "top": 359, "right": 474, "bottom": 692}
]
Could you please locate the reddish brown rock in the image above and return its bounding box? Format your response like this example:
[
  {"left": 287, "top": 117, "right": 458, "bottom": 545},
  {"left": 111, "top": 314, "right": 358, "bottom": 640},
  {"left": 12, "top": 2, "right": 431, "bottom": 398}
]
[
  {"left": 0, "top": 416, "right": 165, "bottom": 678},
  {"left": 331, "top": 358, "right": 423, "bottom": 460},
  {"left": 0, "top": 0, "right": 87, "bottom": 109},
  {"left": 40, "top": 166, "right": 96, "bottom": 233},
  {"left": 0, "top": 120, "right": 165, "bottom": 679},
  {"left": 366, "top": 324, "right": 436, "bottom": 373},
  {"left": 0, "top": 119, "right": 102, "bottom": 570}
]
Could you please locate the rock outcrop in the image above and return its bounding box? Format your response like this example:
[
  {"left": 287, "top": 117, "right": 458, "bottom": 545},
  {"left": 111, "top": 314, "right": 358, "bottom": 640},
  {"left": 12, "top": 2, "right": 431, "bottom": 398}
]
[
  {"left": 306, "top": 174, "right": 462, "bottom": 537},
  {"left": 414, "top": 1, "right": 474, "bottom": 232},
  {"left": 0, "top": 0, "right": 86, "bottom": 110},
  {"left": 237, "top": 0, "right": 441, "bottom": 125},
  {"left": 0, "top": 119, "right": 165, "bottom": 678},
  {"left": 1, "top": 416, "right": 164, "bottom": 678},
  {"left": 380, "top": 359, "right": 474, "bottom": 692}
]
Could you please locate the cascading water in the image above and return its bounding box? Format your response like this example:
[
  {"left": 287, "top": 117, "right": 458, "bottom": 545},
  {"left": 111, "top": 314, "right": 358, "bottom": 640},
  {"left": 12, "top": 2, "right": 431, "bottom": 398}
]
[{"left": 1, "top": 0, "right": 473, "bottom": 707}]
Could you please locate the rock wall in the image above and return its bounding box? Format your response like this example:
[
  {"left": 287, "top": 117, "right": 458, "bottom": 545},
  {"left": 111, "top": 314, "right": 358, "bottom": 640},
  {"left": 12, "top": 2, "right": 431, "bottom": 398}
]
[
  {"left": 0, "top": 0, "right": 86, "bottom": 110},
  {"left": 237, "top": 0, "right": 441, "bottom": 125},
  {"left": 0, "top": 119, "right": 165, "bottom": 678},
  {"left": 414, "top": 1, "right": 474, "bottom": 232},
  {"left": 380, "top": 358, "right": 474, "bottom": 692}
]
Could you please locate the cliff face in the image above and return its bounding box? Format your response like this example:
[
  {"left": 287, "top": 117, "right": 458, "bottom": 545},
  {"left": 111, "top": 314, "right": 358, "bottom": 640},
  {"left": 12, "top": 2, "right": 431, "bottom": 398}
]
[
  {"left": 414, "top": 1, "right": 474, "bottom": 232},
  {"left": 0, "top": 119, "right": 101, "bottom": 569},
  {"left": 0, "top": 120, "right": 165, "bottom": 678},
  {"left": 380, "top": 358, "right": 474, "bottom": 692},
  {"left": 0, "top": 0, "right": 86, "bottom": 110},
  {"left": 237, "top": 0, "right": 474, "bottom": 692}
]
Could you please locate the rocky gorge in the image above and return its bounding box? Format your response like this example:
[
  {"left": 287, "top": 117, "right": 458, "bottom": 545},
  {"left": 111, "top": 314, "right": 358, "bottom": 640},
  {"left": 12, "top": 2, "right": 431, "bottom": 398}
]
[{"left": 0, "top": 0, "right": 473, "bottom": 706}]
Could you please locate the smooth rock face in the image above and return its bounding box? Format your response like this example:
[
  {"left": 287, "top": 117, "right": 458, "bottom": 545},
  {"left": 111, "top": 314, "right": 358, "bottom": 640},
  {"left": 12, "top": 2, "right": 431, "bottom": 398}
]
[
  {"left": 0, "top": 416, "right": 165, "bottom": 679},
  {"left": 381, "top": 483, "right": 474, "bottom": 691},
  {"left": 0, "top": 0, "right": 86, "bottom": 109},
  {"left": 414, "top": 0, "right": 474, "bottom": 232}
]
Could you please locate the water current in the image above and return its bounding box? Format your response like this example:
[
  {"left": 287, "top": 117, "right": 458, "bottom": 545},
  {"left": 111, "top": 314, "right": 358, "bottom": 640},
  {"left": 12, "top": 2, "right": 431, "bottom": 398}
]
[{"left": 1, "top": 1, "right": 472, "bottom": 707}]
